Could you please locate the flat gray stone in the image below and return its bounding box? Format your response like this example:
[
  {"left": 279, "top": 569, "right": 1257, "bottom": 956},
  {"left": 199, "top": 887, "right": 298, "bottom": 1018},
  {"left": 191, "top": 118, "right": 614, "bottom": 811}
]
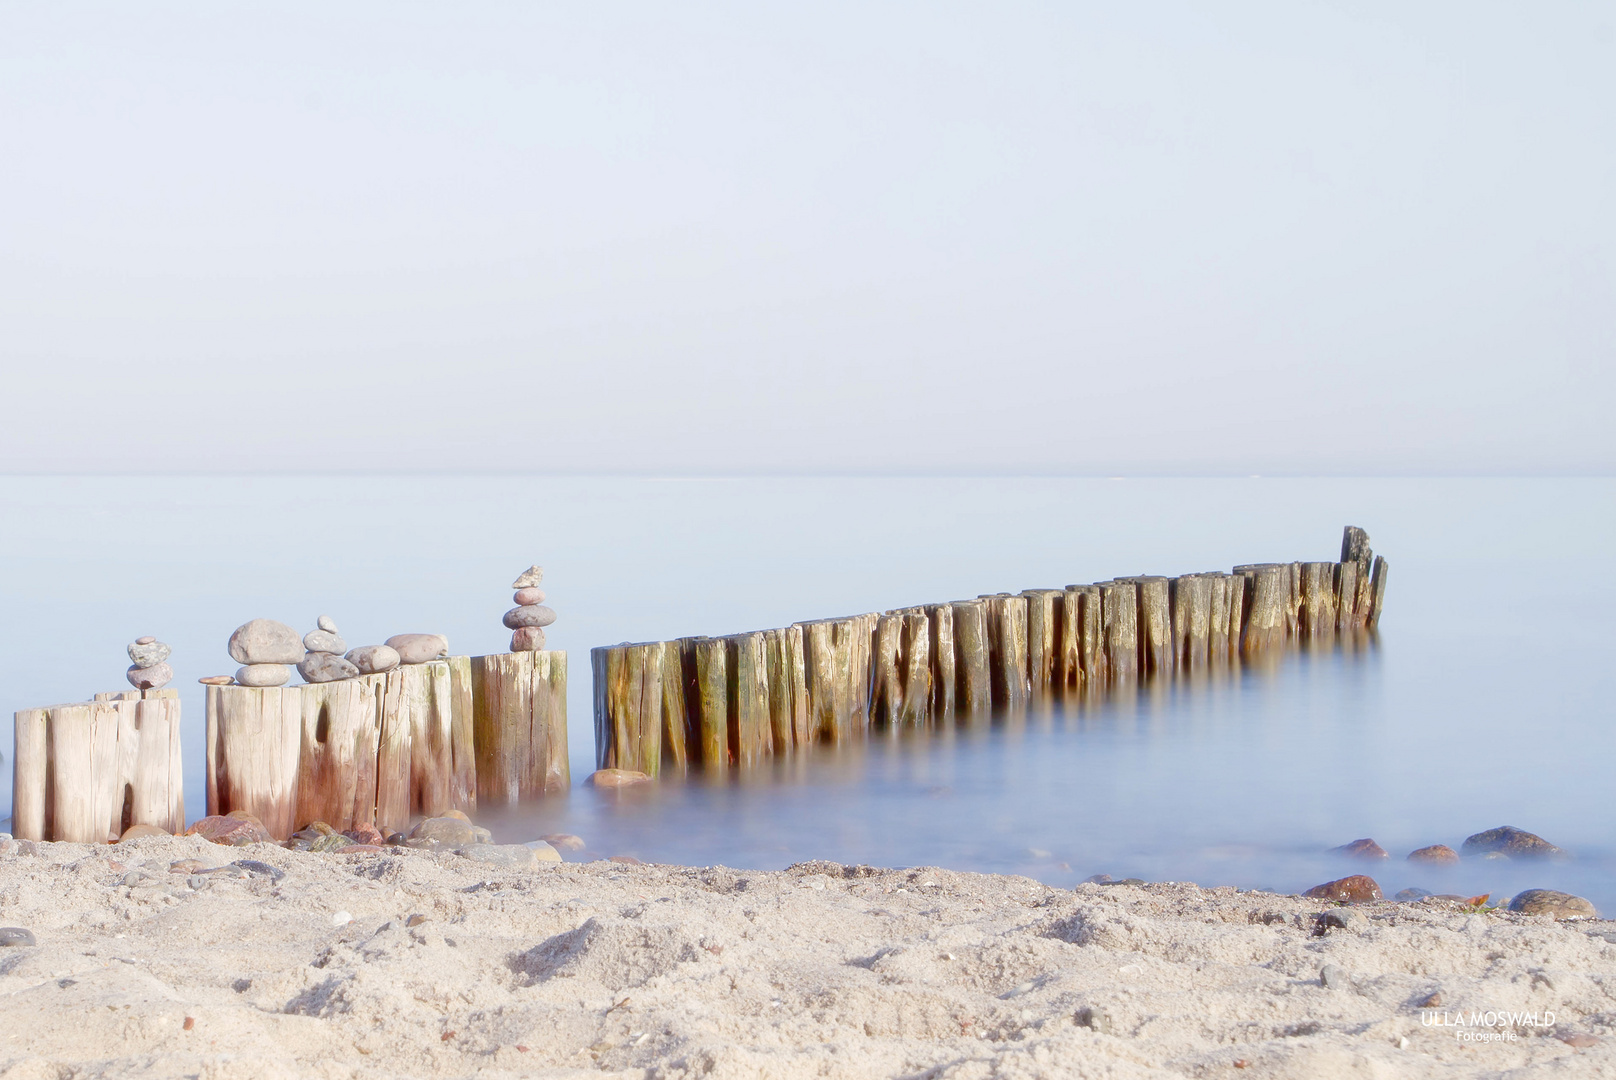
[
  {"left": 346, "top": 645, "right": 401, "bottom": 675},
  {"left": 1320, "top": 964, "right": 1349, "bottom": 990},
  {"left": 512, "top": 565, "right": 544, "bottom": 589},
  {"left": 302, "top": 629, "right": 347, "bottom": 655},
  {"left": 386, "top": 634, "right": 448, "bottom": 665},
  {"left": 126, "top": 662, "right": 173, "bottom": 690},
  {"left": 235, "top": 664, "right": 291, "bottom": 687},
  {"left": 228, "top": 619, "right": 304, "bottom": 665},
  {"left": 127, "top": 641, "right": 171, "bottom": 668},
  {"left": 0, "top": 928, "right": 37, "bottom": 947},
  {"left": 298, "top": 653, "right": 359, "bottom": 683},
  {"left": 1509, "top": 889, "right": 1597, "bottom": 920},
  {"left": 503, "top": 605, "right": 556, "bottom": 629}
]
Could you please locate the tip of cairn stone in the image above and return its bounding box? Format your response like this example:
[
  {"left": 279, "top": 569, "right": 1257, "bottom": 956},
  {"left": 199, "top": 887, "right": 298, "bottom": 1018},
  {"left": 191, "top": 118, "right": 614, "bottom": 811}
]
[
  {"left": 512, "top": 565, "right": 544, "bottom": 589},
  {"left": 135, "top": 635, "right": 156, "bottom": 646},
  {"left": 317, "top": 614, "right": 338, "bottom": 633}
]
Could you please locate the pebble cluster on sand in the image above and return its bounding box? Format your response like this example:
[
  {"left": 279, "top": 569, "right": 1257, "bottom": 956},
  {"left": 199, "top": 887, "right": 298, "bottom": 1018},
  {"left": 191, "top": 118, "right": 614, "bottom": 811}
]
[
  {"left": 220, "top": 617, "right": 448, "bottom": 686},
  {"left": 124, "top": 635, "right": 172, "bottom": 690},
  {"left": 504, "top": 564, "right": 556, "bottom": 652}
]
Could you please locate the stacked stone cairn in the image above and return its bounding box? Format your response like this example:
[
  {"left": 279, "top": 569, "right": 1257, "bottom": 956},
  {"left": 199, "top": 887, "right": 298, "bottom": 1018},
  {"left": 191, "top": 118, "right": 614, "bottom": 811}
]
[
  {"left": 125, "top": 635, "right": 173, "bottom": 691},
  {"left": 299, "top": 615, "right": 359, "bottom": 683},
  {"left": 504, "top": 564, "right": 557, "bottom": 652},
  {"left": 227, "top": 619, "right": 303, "bottom": 686}
]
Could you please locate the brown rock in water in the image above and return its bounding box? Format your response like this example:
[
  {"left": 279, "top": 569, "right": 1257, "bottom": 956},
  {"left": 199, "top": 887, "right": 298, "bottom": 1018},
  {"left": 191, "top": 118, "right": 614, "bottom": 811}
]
[
  {"left": 185, "top": 814, "right": 273, "bottom": 846},
  {"left": 542, "top": 833, "right": 586, "bottom": 851},
  {"left": 227, "top": 619, "right": 305, "bottom": 665},
  {"left": 1508, "top": 889, "right": 1597, "bottom": 920},
  {"left": 1331, "top": 838, "right": 1388, "bottom": 860},
  {"left": 385, "top": 633, "right": 449, "bottom": 664},
  {"left": 1305, "top": 875, "right": 1383, "bottom": 903},
  {"left": 1461, "top": 826, "right": 1564, "bottom": 860},
  {"left": 510, "top": 626, "right": 547, "bottom": 652},
  {"left": 342, "top": 824, "right": 385, "bottom": 847},
  {"left": 1407, "top": 844, "right": 1460, "bottom": 866},
  {"left": 588, "top": 769, "right": 651, "bottom": 788},
  {"left": 118, "top": 824, "right": 169, "bottom": 841}
]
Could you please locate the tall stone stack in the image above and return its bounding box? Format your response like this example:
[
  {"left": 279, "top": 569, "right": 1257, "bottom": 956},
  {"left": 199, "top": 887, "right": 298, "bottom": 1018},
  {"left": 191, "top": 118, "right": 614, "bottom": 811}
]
[
  {"left": 504, "top": 565, "right": 557, "bottom": 652},
  {"left": 126, "top": 635, "right": 173, "bottom": 691}
]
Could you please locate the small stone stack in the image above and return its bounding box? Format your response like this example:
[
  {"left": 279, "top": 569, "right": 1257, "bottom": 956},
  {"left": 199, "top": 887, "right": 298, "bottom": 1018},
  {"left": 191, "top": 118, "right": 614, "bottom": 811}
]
[
  {"left": 227, "top": 619, "right": 304, "bottom": 687},
  {"left": 299, "top": 615, "right": 359, "bottom": 683},
  {"left": 125, "top": 635, "right": 173, "bottom": 690},
  {"left": 505, "top": 564, "right": 557, "bottom": 652}
]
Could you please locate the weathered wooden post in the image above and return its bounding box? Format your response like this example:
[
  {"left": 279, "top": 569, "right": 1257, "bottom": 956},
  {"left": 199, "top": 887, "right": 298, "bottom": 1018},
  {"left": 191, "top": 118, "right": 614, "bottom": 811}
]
[
  {"left": 764, "top": 626, "right": 808, "bottom": 751},
  {"left": 981, "top": 594, "right": 1030, "bottom": 709},
  {"left": 726, "top": 631, "right": 772, "bottom": 767},
  {"left": 924, "top": 604, "right": 956, "bottom": 719},
  {"left": 470, "top": 650, "right": 568, "bottom": 807},
  {"left": 206, "top": 683, "right": 303, "bottom": 838},
  {"left": 1022, "top": 590, "right": 1062, "bottom": 694},
  {"left": 871, "top": 613, "right": 905, "bottom": 727},
  {"left": 1129, "top": 576, "right": 1173, "bottom": 677},
  {"left": 1098, "top": 581, "right": 1139, "bottom": 680},
  {"left": 896, "top": 609, "right": 931, "bottom": 726},
  {"left": 950, "top": 600, "right": 992, "bottom": 715},
  {"left": 14, "top": 689, "right": 184, "bottom": 843},
  {"left": 1299, "top": 562, "right": 1338, "bottom": 640}
]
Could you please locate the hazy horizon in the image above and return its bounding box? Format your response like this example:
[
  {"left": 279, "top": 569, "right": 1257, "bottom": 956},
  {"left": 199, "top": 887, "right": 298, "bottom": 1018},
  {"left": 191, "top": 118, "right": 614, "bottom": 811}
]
[{"left": 3, "top": 3, "right": 1610, "bottom": 476}]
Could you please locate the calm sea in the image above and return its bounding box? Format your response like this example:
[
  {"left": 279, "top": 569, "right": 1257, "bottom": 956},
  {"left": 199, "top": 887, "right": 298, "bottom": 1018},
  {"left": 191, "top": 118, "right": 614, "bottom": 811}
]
[{"left": 2, "top": 477, "right": 1611, "bottom": 908}]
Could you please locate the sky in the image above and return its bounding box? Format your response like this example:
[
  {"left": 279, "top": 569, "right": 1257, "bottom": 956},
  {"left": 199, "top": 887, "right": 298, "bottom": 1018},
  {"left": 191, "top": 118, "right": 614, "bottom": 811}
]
[{"left": 1, "top": 2, "right": 1610, "bottom": 475}]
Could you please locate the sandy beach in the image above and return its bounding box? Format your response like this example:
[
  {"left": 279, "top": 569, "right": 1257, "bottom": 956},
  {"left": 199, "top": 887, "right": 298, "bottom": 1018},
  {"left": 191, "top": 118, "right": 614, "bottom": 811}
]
[{"left": 0, "top": 836, "right": 1609, "bottom": 1079}]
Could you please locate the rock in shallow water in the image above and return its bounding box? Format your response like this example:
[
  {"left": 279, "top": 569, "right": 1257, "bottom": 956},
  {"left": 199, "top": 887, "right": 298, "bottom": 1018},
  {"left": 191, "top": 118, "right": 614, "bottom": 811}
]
[
  {"left": 385, "top": 634, "right": 448, "bottom": 664},
  {"left": 1395, "top": 887, "right": 1433, "bottom": 900},
  {"left": 1508, "top": 889, "right": 1596, "bottom": 919},
  {"left": 126, "top": 662, "right": 173, "bottom": 690},
  {"left": 510, "top": 627, "right": 546, "bottom": 652},
  {"left": 1304, "top": 875, "right": 1383, "bottom": 903},
  {"left": 503, "top": 605, "right": 557, "bottom": 629},
  {"left": 127, "top": 640, "right": 171, "bottom": 668},
  {"left": 302, "top": 629, "right": 347, "bottom": 655},
  {"left": 346, "top": 645, "right": 400, "bottom": 674},
  {"left": 228, "top": 619, "right": 305, "bottom": 665},
  {"left": 298, "top": 653, "right": 359, "bottom": 683},
  {"left": 541, "top": 833, "right": 585, "bottom": 851},
  {"left": 588, "top": 769, "right": 651, "bottom": 788},
  {"left": 1462, "top": 826, "right": 1564, "bottom": 859},
  {"left": 1331, "top": 838, "right": 1388, "bottom": 860},
  {"left": 1407, "top": 844, "right": 1460, "bottom": 866}
]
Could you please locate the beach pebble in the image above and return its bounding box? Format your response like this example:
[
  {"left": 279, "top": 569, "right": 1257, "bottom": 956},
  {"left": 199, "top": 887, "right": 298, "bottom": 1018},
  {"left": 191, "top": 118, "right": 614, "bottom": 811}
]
[
  {"left": 512, "top": 565, "right": 544, "bottom": 589},
  {"left": 317, "top": 615, "right": 338, "bottom": 633},
  {"left": 298, "top": 652, "right": 359, "bottom": 683},
  {"left": 408, "top": 816, "right": 477, "bottom": 847},
  {"left": 228, "top": 619, "right": 305, "bottom": 665},
  {"left": 510, "top": 627, "right": 547, "bottom": 652},
  {"left": 199, "top": 675, "right": 234, "bottom": 686},
  {"left": 1331, "top": 838, "right": 1387, "bottom": 860},
  {"left": 1320, "top": 964, "right": 1350, "bottom": 990},
  {"left": 135, "top": 636, "right": 156, "bottom": 645},
  {"left": 235, "top": 664, "right": 291, "bottom": 687},
  {"left": 346, "top": 645, "right": 401, "bottom": 675},
  {"left": 185, "top": 813, "right": 273, "bottom": 846},
  {"left": 1461, "top": 826, "right": 1563, "bottom": 859},
  {"left": 385, "top": 634, "right": 449, "bottom": 664},
  {"left": 1407, "top": 844, "right": 1460, "bottom": 866},
  {"left": 513, "top": 587, "right": 547, "bottom": 606},
  {"left": 1312, "top": 910, "right": 1365, "bottom": 936},
  {"left": 588, "top": 768, "right": 652, "bottom": 788},
  {"left": 456, "top": 843, "right": 554, "bottom": 868},
  {"left": 540, "top": 833, "right": 586, "bottom": 851},
  {"left": 126, "top": 662, "right": 173, "bottom": 690},
  {"left": 302, "top": 629, "right": 347, "bottom": 655},
  {"left": 1508, "top": 889, "right": 1597, "bottom": 920},
  {"left": 342, "top": 824, "right": 385, "bottom": 847},
  {"left": 1304, "top": 875, "right": 1383, "bottom": 903},
  {"left": 127, "top": 640, "right": 171, "bottom": 668},
  {"left": 0, "top": 928, "right": 38, "bottom": 948},
  {"left": 332, "top": 911, "right": 352, "bottom": 927},
  {"left": 1395, "top": 887, "right": 1433, "bottom": 901},
  {"left": 118, "top": 824, "right": 169, "bottom": 841},
  {"left": 503, "top": 605, "right": 557, "bottom": 630}
]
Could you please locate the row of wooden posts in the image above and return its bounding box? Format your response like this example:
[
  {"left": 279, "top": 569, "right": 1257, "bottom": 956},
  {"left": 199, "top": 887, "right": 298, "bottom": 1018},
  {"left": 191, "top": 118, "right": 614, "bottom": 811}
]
[
  {"left": 592, "top": 527, "right": 1388, "bottom": 778},
  {"left": 13, "top": 650, "right": 568, "bottom": 844}
]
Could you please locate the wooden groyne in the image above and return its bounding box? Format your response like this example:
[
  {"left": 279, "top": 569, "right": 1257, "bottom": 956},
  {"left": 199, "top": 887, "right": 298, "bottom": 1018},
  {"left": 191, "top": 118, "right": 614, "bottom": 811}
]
[
  {"left": 12, "top": 689, "right": 185, "bottom": 843},
  {"left": 205, "top": 652, "right": 567, "bottom": 840},
  {"left": 593, "top": 527, "right": 1388, "bottom": 776}
]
